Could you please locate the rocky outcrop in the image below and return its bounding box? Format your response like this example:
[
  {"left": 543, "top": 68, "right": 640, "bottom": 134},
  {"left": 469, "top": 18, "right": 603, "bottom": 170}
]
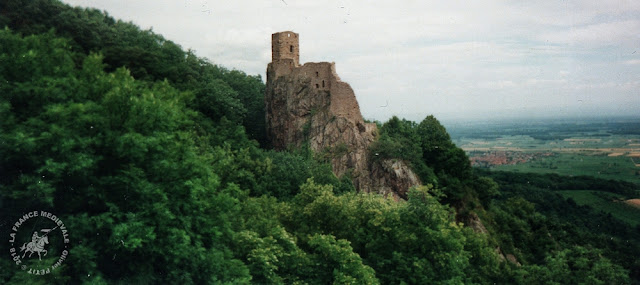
[
  {"left": 370, "top": 159, "right": 422, "bottom": 200},
  {"left": 265, "top": 31, "right": 420, "bottom": 197},
  {"left": 495, "top": 247, "right": 521, "bottom": 266},
  {"left": 464, "top": 212, "right": 489, "bottom": 234}
]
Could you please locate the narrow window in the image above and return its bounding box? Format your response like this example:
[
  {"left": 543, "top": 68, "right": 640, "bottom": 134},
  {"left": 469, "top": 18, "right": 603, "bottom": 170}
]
[
  {"left": 316, "top": 71, "right": 319, "bottom": 77},
  {"left": 288, "top": 33, "right": 290, "bottom": 37},
  {"left": 322, "top": 80, "right": 325, "bottom": 88},
  {"left": 290, "top": 45, "right": 293, "bottom": 52},
  {"left": 316, "top": 84, "right": 319, "bottom": 88}
]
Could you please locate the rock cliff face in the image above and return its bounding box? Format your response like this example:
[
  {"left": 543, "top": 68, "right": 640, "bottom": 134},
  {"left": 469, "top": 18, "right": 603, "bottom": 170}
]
[
  {"left": 369, "top": 160, "right": 422, "bottom": 200},
  {"left": 265, "top": 31, "right": 420, "bottom": 199}
]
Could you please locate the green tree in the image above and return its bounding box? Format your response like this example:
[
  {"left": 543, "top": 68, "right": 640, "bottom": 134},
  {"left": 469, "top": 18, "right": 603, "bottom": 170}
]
[
  {"left": 521, "top": 247, "right": 630, "bottom": 284},
  {"left": 0, "top": 30, "right": 251, "bottom": 283}
]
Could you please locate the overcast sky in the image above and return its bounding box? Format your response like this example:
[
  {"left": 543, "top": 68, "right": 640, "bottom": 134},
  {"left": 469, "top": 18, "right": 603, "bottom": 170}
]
[{"left": 61, "top": 0, "right": 639, "bottom": 122}]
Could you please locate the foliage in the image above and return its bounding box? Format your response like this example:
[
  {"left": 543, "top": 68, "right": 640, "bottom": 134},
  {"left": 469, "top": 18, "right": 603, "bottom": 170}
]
[
  {"left": 557, "top": 190, "right": 640, "bottom": 227},
  {"left": 1, "top": 1, "right": 638, "bottom": 283},
  {"left": 235, "top": 180, "right": 506, "bottom": 284},
  {"left": 0, "top": 0, "right": 267, "bottom": 145},
  {"left": 0, "top": 29, "right": 252, "bottom": 283},
  {"left": 518, "top": 246, "right": 630, "bottom": 284},
  {"left": 482, "top": 169, "right": 640, "bottom": 282},
  {"left": 370, "top": 115, "right": 499, "bottom": 210}
]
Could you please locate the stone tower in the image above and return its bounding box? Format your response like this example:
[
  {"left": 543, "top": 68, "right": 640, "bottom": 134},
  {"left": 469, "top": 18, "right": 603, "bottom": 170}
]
[{"left": 271, "top": 31, "right": 299, "bottom": 66}]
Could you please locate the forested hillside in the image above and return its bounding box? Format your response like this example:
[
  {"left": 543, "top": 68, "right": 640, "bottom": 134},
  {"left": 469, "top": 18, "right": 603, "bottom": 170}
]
[{"left": 0, "top": 0, "right": 638, "bottom": 283}]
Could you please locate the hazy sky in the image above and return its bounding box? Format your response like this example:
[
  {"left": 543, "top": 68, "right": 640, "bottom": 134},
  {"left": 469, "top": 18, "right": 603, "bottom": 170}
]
[{"left": 61, "top": 0, "right": 639, "bottom": 122}]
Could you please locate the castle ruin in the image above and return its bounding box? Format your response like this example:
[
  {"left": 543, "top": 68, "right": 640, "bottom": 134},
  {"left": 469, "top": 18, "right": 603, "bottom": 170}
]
[
  {"left": 265, "top": 31, "right": 420, "bottom": 199},
  {"left": 267, "top": 31, "right": 369, "bottom": 129}
]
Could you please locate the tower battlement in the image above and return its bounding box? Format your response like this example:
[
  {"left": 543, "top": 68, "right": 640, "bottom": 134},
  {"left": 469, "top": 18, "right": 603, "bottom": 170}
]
[{"left": 271, "top": 31, "right": 299, "bottom": 65}]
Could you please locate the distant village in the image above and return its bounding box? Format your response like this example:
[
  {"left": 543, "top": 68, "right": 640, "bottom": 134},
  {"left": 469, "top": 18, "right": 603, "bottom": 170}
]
[{"left": 469, "top": 151, "right": 554, "bottom": 167}]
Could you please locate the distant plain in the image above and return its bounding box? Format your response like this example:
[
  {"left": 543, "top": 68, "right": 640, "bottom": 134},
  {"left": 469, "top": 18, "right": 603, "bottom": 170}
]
[
  {"left": 449, "top": 117, "right": 640, "bottom": 184},
  {"left": 449, "top": 117, "right": 640, "bottom": 225}
]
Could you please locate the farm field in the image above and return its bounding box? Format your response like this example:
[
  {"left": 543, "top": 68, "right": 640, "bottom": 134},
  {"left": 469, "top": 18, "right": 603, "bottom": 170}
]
[
  {"left": 450, "top": 118, "right": 640, "bottom": 227},
  {"left": 557, "top": 190, "right": 640, "bottom": 227},
  {"left": 492, "top": 152, "right": 638, "bottom": 183},
  {"left": 449, "top": 118, "right": 640, "bottom": 184}
]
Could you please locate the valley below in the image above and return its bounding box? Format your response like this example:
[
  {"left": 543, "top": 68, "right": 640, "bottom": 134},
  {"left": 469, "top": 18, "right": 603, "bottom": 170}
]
[
  {"left": 451, "top": 118, "right": 640, "bottom": 184},
  {"left": 451, "top": 118, "right": 640, "bottom": 228}
]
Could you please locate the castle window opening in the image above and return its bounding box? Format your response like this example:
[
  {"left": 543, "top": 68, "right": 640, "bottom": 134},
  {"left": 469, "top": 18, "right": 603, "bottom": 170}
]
[
  {"left": 316, "top": 71, "right": 319, "bottom": 77},
  {"left": 316, "top": 84, "right": 319, "bottom": 88},
  {"left": 322, "top": 80, "right": 325, "bottom": 87},
  {"left": 287, "top": 33, "right": 290, "bottom": 37},
  {"left": 290, "top": 45, "right": 293, "bottom": 52}
]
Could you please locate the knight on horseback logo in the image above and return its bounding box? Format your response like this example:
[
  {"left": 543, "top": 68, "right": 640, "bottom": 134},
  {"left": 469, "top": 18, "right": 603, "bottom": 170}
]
[
  {"left": 8, "top": 210, "right": 70, "bottom": 275},
  {"left": 20, "top": 228, "right": 54, "bottom": 261}
]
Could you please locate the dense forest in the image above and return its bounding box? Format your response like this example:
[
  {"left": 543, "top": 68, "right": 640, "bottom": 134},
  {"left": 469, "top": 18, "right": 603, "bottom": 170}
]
[{"left": 1, "top": 0, "right": 638, "bottom": 283}]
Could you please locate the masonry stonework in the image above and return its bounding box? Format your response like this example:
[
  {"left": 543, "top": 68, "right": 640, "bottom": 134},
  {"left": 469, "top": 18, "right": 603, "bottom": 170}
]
[{"left": 271, "top": 31, "right": 299, "bottom": 66}]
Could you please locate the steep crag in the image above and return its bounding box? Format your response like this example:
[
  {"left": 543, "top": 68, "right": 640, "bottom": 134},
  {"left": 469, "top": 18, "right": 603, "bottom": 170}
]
[{"left": 265, "top": 31, "right": 420, "bottom": 199}]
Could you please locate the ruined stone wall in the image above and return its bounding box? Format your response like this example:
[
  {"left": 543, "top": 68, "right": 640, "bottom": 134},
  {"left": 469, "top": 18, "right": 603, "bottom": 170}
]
[{"left": 270, "top": 60, "right": 363, "bottom": 124}]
